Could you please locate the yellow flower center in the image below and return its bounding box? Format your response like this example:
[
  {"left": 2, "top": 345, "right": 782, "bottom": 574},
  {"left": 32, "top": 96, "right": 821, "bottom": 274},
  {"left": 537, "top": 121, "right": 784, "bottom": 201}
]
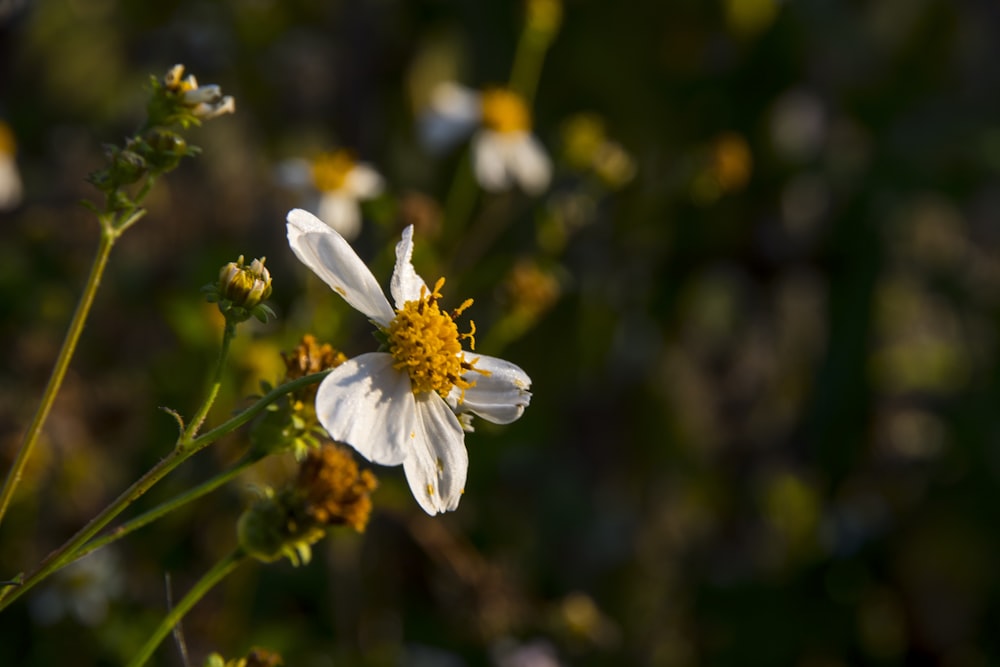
[
  {"left": 481, "top": 88, "right": 531, "bottom": 134},
  {"left": 312, "top": 151, "right": 355, "bottom": 192},
  {"left": 0, "top": 122, "right": 16, "bottom": 157},
  {"left": 386, "top": 277, "right": 487, "bottom": 397}
]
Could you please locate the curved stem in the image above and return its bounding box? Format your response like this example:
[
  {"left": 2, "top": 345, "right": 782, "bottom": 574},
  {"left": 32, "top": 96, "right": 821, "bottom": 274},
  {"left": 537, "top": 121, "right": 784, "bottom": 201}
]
[
  {"left": 126, "top": 549, "right": 247, "bottom": 667},
  {"left": 71, "top": 454, "right": 260, "bottom": 564},
  {"left": 0, "top": 370, "right": 327, "bottom": 611},
  {"left": 0, "top": 228, "right": 116, "bottom": 528}
]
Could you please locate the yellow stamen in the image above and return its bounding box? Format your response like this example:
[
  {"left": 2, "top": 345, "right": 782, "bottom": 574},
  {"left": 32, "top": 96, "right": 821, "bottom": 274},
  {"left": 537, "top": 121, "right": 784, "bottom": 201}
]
[
  {"left": 312, "top": 150, "right": 356, "bottom": 192},
  {"left": 386, "top": 277, "right": 490, "bottom": 398},
  {"left": 481, "top": 88, "right": 531, "bottom": 134}
]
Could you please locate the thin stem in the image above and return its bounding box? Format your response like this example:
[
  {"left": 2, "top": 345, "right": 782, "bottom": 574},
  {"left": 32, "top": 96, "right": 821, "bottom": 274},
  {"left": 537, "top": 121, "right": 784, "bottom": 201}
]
[
  {"left": 71, "top": 454, "right": 260, "bottom": 564},
  {"left": 0, "top": 370, "right": 327, "bottom": 611},
  {"left": 0, "top": 227, "right": 117, "bottom": 528},
  {"left": 182, "top": 321, "right": 235, "bottom": 445},
  {"left": 126, "top": 549, "right": 247, "bottom": 667}
]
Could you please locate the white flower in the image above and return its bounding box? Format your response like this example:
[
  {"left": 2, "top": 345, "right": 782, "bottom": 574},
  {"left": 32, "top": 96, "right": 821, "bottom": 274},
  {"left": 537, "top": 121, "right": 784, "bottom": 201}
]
[
  {"left": 286, "top": 208, "right": 532, "bottom": 514},
  {"left": 277, "top": 151, "right": 383, "bottom": 240},
  {"left": 420, "top": 82, "right": 551, "bottom": 195},
  {"left": 0, "top": 121, "right": 23, "bottom": 210},
  {"left": 164, "top": 64, "right": 235, "bottom": 120}
]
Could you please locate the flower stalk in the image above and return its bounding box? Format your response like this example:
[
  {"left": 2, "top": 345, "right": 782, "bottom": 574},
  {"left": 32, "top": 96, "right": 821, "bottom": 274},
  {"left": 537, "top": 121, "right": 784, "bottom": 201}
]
[
  {"left": 0, "top": 227, "right": 115, "bottom": 527},
  {"left": 70, "top": 453, "right": 261, "bottom": 565},
  {"left": 126, "top": 549, "right": 248, "bottom": 667}
]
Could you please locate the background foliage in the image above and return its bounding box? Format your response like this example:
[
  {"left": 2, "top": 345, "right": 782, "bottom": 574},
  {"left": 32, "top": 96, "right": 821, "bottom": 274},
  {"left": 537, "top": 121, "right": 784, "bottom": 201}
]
[{"left": 3, "top": 0, "right": 1000, "bottom": 665}]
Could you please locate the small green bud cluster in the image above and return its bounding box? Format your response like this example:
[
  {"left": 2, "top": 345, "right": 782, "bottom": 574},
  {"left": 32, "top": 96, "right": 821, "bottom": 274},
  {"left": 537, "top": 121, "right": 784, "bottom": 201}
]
[
  {"left": 203, "top": 255, "right": 276, "bottom": 324},
  {"left": 86, "top": 64, "right": 234, "bottom": 223},
  {"left": 203, "top": 647, "right": 283, "bottom": 667},
  {"left": 236, "top": 487, "right": 326, "bottom": 567}
]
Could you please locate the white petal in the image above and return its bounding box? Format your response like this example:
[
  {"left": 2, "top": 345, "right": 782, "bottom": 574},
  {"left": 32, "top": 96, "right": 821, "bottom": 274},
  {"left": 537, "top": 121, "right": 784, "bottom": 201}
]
[
  {"left": 286, "top": 208, "right": 394, "bottom": 326},
  {"left": 508, "top": 133, "right": 552, "bottom": 195},
  {"left": 389, "top": 224, "right": 428, "bottom": 308},
  {"left": 419, "top": 112, "right": 478, "bottom": 154},
  {"left": 448, "top": 354, "right": 532, "bottom": 424},
  {"left": 472, "top": 131, "right": 513, "bottom": 192},
  {"left": 318, "top": 193, "right": 362, "bottom": 241},
  {"left": 419, "top": 83, "right": 481, "bottom": 152},
  {"left": 314, "top": 353, "right": 415, "bottom": 466},
  {"left": 344, "top": 163, "right": 384, "bottom": 199},
  {"left": 0, "top": 157, "right": 23, "bottom": 211},
  {"left": 429, "top": 81, "right": 482, "bottom": 122},
  {"left": 273, "top": 158, "right": 312, "bottom": 189},
  {"left": 402, "top": 393, "right": 468, "bottom": 514},
  {"left": 183, "top": 84, "right": 221, "bottom": 105}
]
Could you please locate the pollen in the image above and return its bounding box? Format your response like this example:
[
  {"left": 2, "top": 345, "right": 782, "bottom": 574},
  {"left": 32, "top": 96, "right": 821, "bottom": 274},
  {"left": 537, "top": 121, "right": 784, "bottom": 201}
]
[
  {"left": 481, "top": 88, "right": 531, "bottom": 134},
  {"left": 386, "top": 277, "right": 489, "bottom": 397},
  {"left": 312, "top": 150, "right": 355, "bottom": 192}
]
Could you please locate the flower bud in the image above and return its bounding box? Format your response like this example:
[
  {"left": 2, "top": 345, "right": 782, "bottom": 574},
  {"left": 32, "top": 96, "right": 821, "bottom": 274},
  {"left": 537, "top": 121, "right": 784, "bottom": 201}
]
[
  {"left": 219, "top": 255, "right": 272, "bottom": 309},
  {"left": 203, "top": 255, "right": 275, "bottom": 325},
  {"left": 143, "top": 130, "right": 191, "bottom": 171},
  {"left": 161, "top": 63, "right": 236, "bottom": 121}
]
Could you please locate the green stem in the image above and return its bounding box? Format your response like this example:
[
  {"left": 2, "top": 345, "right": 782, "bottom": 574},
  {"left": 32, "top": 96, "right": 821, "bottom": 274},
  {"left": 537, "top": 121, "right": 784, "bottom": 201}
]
[
  {"left": 0, "top": 228, "right": 117, "bottom": 529},
  {"left": 0, "top": 370, "right": 327, "bottom": 611},
  {"left": 442, "top": 148, "right": 479, "bottom": 236},
  {"left": 0, "top": 171, "right": 158, "bottom": 530},
  {"left": 182, "top": 321, "right": 235, "bottom": 445},
  {"left": 126, "top": 549, "right": 247, "bottom": 667},
  {"left": 507, "top": 29, "right": 552, "bottom": 106},
  {"left": 71, "top": 454, "right": 260, "bottom": 564}
]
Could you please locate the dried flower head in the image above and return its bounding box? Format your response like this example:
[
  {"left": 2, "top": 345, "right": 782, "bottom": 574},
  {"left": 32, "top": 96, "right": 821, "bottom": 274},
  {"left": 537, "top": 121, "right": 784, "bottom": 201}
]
[
  {"left": 238, "top": 444, "right": 378, "bottom": 566},
  {"left": 298, "top": 443, "right": 379, "bottom": 532}
]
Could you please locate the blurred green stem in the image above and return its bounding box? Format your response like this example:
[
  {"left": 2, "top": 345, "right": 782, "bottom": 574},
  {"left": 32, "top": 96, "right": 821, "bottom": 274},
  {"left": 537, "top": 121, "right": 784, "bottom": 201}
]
[
  {"left": 0, "top": 170, "right": 158, "bottom": 530},
  {"left": 442, "top": 148, "right": 479, "bottom": 237},
  {"left": 127, "top": 548, "right": 248, "bottom": 667},
  {"left": 0, "top": 222, "right": 118, "bottom": 528},
  {"left": 508, "top": 24, "right": 554, "bottom": 105},
  {"left": 70, "top": 453, "right": 260, "bottom": 564}
]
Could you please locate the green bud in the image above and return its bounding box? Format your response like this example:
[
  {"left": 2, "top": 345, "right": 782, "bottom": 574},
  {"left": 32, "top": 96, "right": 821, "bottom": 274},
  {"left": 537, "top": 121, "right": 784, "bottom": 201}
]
[
  {"left": 220, "top": 256, "right": 272, "bottom": 308},
  {"left": 236, "top": 488, "right": 324, "bottom": 567},
  {"left": 142, "top": 130, "right": 190, "bottom": 172},
  {"left": 109, "top": 147, "right": 147, "bottom": 185},
  {"left": 204, "top": 255, "right": 275, "bottom": 325}
]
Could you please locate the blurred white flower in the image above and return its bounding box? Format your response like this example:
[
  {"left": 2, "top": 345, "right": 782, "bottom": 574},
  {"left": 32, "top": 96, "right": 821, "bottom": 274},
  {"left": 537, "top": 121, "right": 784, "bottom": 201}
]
[
  {"left": 286, "top": 208, "right": 532, "bottom": 514},
  {"left": 277, "top": 150, "right": 383, "bottom": 240},
  {"left": 492, "top": 638, "right": 564, "bottom": 667},
  {"left": 28, "top": 550, "right": 124, "bottom": 627},
  {"left": 420, "top": 82, "right": 551, "bottom": 194},
  {"left": 0, "top": 121, "right": 23, "bottom": 210},
  {"left": 769, "top": 89, "right": 826, "bottom": 162}
]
